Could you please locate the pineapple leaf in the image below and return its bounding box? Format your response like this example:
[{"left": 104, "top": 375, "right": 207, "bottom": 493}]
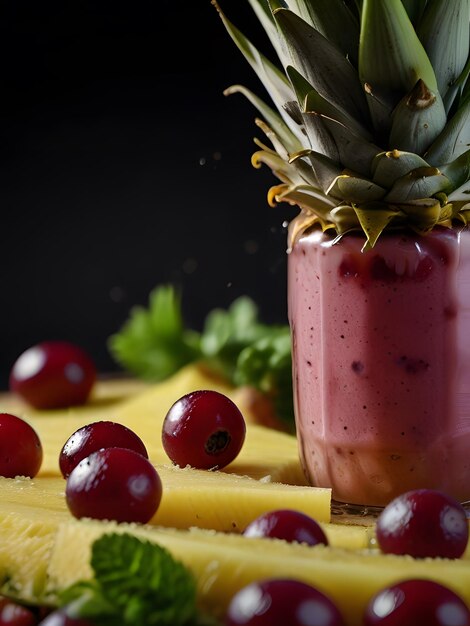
[
  {"left": 224, "top": 84, "right": 302, "bottom": 154},
  {"left": 254, "top": 117, "right": 294, "bottom": 161},
  {"left": 286, "top": 0, "right": 360, "bottom": 65},
  {"left": 305, "top": 150, "right": 342, "bottom": 194},
  {"left": 286, "top": 66, "right": 372, "bottom": 139},
  {"left": 245, "top": 0, "right": 286, "bottom": 64},
  {"left": 329, "top": 204, "right": 362, "bottom": 234},
  {"left": 319, "top": 116, "right": 382, "bottom": 176},
  {"left": 252, "top": 145, "right": 308, "bottom": 187},
  {"left": 273, "top": 184, "right": 336, "bottom": 217},
  {"left": 272, "top": 7, "right": 369, "bottom": 123},
  {"left": 385, "top": 167, "right": 451, "bottom": 203},
  {"left": 417, "top": 0, "right": 470, "bottom": 98},
  {"left": 389, "top": 80, "right": 447, "bottom": 154},
  {"left": 212, "top": 2, "right": 300, "bottom": 140},
  {"left": 353, "top": 204, "right": 401, "bottom": 250},
  {"left": 397, "top": 198, "right": 443, "bottom": 234},
  {"left": 401, "top": 0, "right": 428, "bottom": 26},
  {"left": 330, "top": 175, "right": 386, "bottom": 204},
  {"left": 286, "top": 151, "right": 322, "bottom": 188},
  {"left": 287, "top": 210, "right": 329, "bottom": 250},
  {"left": 425, "top": 97, "right": 470, "bottom": 165},
  {"left": 439, "top": 149, "right": 470, "bottom": 190},
  {"left": 359, "top": 0, "right": 438, "bottom": 101},
  {"left": 444, "top": 54, "right": 470, "bottom": 115},
  {"left": 372, "top": 150, "right": 430, "bottom": 187}
]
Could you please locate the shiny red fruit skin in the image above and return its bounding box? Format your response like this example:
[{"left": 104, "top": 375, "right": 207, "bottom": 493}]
[
  {"left": 243, "top": 509, "right": 328, "bottom": 547},
  {"left": 0, "top": 414, "right": 42, "bottom": 478},
  {"left": 59, "top": 420, "right": 148, "bottom": 478},
  {"left": 9, "top": 341, "right": 96, "bottom": 409},
  {"left": 363, "top": 579, "right": 470, "bottom": 626},
  {"left": 376, "top": 489, "right": 469, "bottom": 559},
  {"left": 0, "top": 597, "right": 38, "bottom": 626},
  {"left": 65, "top": 447, "right": 162, "bottom": 524},
  {"left": 162, "top": 390, "right": 246, "bottom": 470},
  {"left": 225, "top": 578, "right": 345, "bottom": 626},
  {"left": 38, "top": 609, "right": 95, "bottom": 626}
]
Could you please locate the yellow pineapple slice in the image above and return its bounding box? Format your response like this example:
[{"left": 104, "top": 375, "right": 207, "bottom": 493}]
[
  {"left": 0, "top": 475, "right": 373, "bottom": 549},
  {"left": 0, "top": 501, "right": 70, "bottom": 603},
  {"left": 0, "top": 465, "right": 330, "bottom": 530},
  {"left": 1, "top": 510, "right": 461, "bottom": 626},
  {"left": 4, "top": 364, "right": 306, "bottom": 485},
  {"left": 1, "top": 498, "right": 467, "bottom": 626}
]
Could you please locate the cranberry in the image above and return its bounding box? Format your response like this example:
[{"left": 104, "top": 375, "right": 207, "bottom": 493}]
[
  {"left": 376, "top": 489, "right": 468, "bottom": 559},
  {"left": 363, "top": 579, "right": 470, "bottom": 626},
  {"left": 10, "top": 342, "right": 96, "bottom": 410},
  {"left": 162, "top": 390, "right": 246, "bottom": 469},
  {"left": 65, "top": 447, "right": 162, "bottom": 524},
  {"left": 0, "top": 413, "right": 42, "bottom": 478},
  {"left": 243, "top": 509, "right": 328, "bottom": 547},
  {"left": 0, "top": 597, "right": 38, "bottom": 626},
  {"left": 38, "top": 609, "right": 95, "bottom": 626},
  {"left": 225, "top": 578, "right": 345, "bottom": 626},
  {"left": 59, "top": 421, "right": 148, "bottom": 478}
]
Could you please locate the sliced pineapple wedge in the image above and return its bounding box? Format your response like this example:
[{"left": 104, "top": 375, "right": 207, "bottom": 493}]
[
  {"left": 5, "top": 365, "right": 305, "bottom": 485},
  {"left": 0, "top": 466, "right": 331, "bottom": 530},
  {"left": 0, "top": 475, "right": 373, "bottom": 550},
  {"left": 0, "top": 499, "right": 468, "bottom": 626}
]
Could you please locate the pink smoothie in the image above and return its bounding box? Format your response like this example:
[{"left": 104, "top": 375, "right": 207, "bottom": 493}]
[{"left": 288, "top": 226, "right": 470, "bottom": 506}]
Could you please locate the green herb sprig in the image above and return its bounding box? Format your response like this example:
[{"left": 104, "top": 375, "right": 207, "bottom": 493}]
[
  {"left": 59, "top": 533, "right": 219, "bottom": 626},
  {"left": 108, "top": 286, "right": 294, "bottom": 428}
]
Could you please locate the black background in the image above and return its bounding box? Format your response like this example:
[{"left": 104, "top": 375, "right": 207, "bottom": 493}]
[{"left": 0, "top": 1, "right": 296, "bottom": 388}]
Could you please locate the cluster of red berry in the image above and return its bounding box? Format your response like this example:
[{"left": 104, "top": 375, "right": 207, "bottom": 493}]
[{"left": 2, "top": 340, "right": 470, "bottom": 626}]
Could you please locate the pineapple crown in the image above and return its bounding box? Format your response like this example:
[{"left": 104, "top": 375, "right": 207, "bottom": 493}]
[{"left": 213, "top": 0, "right": 470, "bottom": 249}]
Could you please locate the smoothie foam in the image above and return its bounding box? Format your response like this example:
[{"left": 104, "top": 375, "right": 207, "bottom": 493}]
[{"left": 288, "top": 227, "right": 470, "bottom": 506}]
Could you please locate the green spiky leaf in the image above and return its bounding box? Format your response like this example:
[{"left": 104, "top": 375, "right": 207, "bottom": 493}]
[
  {"left": 354, "top": 204, "right": 401, "bottom": 249},
  {"left": 287, "top": 0, "right": 360, "bottom": 64},
  {"left": 389, "top": 80, "right": 447, "bottom": 154},
  {"left": 273, "top": 7, "right": 369, "bottom": 122},
  {"left": 372, "top": 150, "right": 430, "bottom": 187},
  {"left": 359, "top": 0, "right": 438, "bottom": 101},
  {"left": 331, "top": 174, "right": 386, "bottom": 203},
  {"left": 417, "top": 0, "right": 470, "bottom": 98},
  {"left": 224, "top": 84, "right": 302, "bottom": 154},
  {"left": 212, "top": 2, "right": 300, "bottom": 138},
  {"left": 425, "top": 98, "right": 470, "bottom": 165},
  {"left": 385, "top": 167, "right": 451, "bottom": 202}
]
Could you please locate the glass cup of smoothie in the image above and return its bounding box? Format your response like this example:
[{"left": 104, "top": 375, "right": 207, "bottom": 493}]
[{"left": 288, "top": 225, "right": 470, "bottom": 508}]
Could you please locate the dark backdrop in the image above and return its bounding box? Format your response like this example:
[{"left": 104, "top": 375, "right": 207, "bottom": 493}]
[{"left": 0, "top": 1, "right": 296, "bottom": 389}]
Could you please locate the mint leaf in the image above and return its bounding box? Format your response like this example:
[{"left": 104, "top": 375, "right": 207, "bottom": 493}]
[
  {"left": 92, "top": 534, "right": 197, "bottom": 626},
  {"left": 61, "top": 533, "right": 198, "bottom": 626},
  {"left": 200, "top": 297, "right": 278, "bottom": 381},
  {"left": 108, "top": 286, "right": 201, "bottom": 381},
  {"left": 108, "top": 285, "right": 295, "bottom": 427}
]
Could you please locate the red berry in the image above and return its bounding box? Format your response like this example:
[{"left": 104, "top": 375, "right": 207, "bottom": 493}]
[
  {"left": 243, "top": 509, "right": 328, "bottom": 547},
  {"left": 59, "top": 421, "right": 148, "bottom": 478},
  {"left": 376, "top": 489, "right": 468, "bottom": 559},
  {"left": 38, "top": 609, "right": 95, "bottom": 626},
  {"left": 363, "top": 579, "right": 470, "bottom": 626},
  {"left": 0, "top": 597, "right": 38, "bottom": 626},
  {"left": 225, "top": 579, "right": 345, "bottom": 626},
  {"left": 162, "top": 390, "right": 246, "bottom": 470},
  {"left": 0, "top": 414, "right": 42, "bottom": 478},
  {"left": 65, "top": 447, "right": 162, "bottom": 524},
  {"left": 9, "top": 341, "right": 96, "bottom": 410}
]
